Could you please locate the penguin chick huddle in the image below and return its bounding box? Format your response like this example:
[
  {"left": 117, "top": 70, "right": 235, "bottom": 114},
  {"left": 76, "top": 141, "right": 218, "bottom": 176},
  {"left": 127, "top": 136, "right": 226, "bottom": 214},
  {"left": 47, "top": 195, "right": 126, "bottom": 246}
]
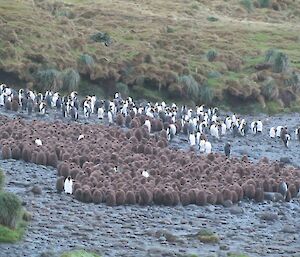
[{"left": 1, "top": 114, "right": 300, "bottom": 207}]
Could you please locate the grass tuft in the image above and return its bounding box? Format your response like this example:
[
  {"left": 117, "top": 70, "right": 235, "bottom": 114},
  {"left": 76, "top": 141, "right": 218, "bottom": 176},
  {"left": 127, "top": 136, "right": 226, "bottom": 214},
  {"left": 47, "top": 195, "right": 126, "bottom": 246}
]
[
  {"left": 60, "top": 250, "right": 101, "bottom": 257},
  {"left": 240, "top": 0, "right": 253, "bottom": 12},
  {"left": 62, "top": 68, "right": 80, "bottom": 92},
  {"left": 0, "top": 221, "right": 27, "bottom": 243},
  {"left": 0, "top": 191, "right": 22, "bottom": 229},
  {"left": 227, "top": 253, "right": 250, "bottom": 257},
  {"left": 0, "top": 169, "right": 4, "bottom": 191},
  {"left": 206, "top": 49, "right": 218, "bottom": 62},
  {"left": 35, "top": 69, "right": 62, "bottom": 92},
  {"left": 196, "top": 229, "right": 219, "bottom": 244}
]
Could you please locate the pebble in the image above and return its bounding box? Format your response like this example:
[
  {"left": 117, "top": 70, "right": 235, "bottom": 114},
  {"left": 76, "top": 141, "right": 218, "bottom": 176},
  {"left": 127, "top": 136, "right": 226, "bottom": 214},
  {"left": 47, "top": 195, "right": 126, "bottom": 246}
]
[
  {"left": 229, "top": 206, "right": 244, "bottom": 215},
  {"left": 260, "top": 212, "right": 279, "bottom": 221},
  {"left": 281, "top": 225, "right": 296, "bottom": 234},
  {"left": 31, "top": 185, "right": 42, "bottom": 195},
  {"left": 223, "top": 200, "right": 233, "bottom": 208}
]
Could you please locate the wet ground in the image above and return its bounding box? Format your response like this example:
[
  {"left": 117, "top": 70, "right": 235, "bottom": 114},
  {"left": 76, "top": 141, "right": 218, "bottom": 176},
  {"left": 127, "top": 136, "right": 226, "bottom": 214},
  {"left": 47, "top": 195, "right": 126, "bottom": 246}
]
[{"left": 0, "top": 107, "right": 300, "bottom": 257}]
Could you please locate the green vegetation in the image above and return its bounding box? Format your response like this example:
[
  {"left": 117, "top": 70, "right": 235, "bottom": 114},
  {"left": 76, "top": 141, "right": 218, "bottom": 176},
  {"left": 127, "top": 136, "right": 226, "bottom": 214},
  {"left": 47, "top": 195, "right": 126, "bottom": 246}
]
[
  {"left": 0, "top": 221, "right": 27, "bottom": 243},
  {"left": 199, "top": 84, "right": 215, "bottom": 104},
  {"left": 240, "top": 0, "right": 253, "bottom": 12},
  {"left": 207, "top": 16, "right": 219, "bottom": 22},
  {"left": 196, "top": 229, "right": 219, "bottom": 244},
  {"left": 227, "top": 253, "right": 250, "bottom": 257},
  {"left": 0, "top": 171, "right": 28, "bottom": 243},
  {"left": 90, "top": 32, "right": 111, "bottom": 45},
  {"left": 0, "top": 0, "right": 299, "bottom": 112},
  {"left": 116, "top": 82, "right": 129, "bottom": 98},
  {"left": 261, "top": 79, "right": 279, "bottom": 100},
  {"left": 272, "top": 52, "right": 289, "bottom": 73},
  {"left": 0, "top": 191, "right": 22, "bottom": 229},
  {"left": 78, "top": 54, "right": 95, "bottom": 66},
  {"left": 207, "top": 50, "right": 218, "bottom": 62},
  {"left": 78, "top": 54, "right": 95, "bottom": 74},
  {"left": 178, "top": 75, "right": 200, "bottom": 100},
  {"left": 62, "top": 68, "right": 80, "bottom": 92},
  {"left": 35, "top": 69, "right": 62, "bottom": 92},
  {"left": 258, "top": 0, "right": 270, "bottom": 8},
  {"left": 0, "top": 169, "right": 4, "bottom": 191},
  {"left": 60, "top": 250, "right": 101, "bottom": 257}
]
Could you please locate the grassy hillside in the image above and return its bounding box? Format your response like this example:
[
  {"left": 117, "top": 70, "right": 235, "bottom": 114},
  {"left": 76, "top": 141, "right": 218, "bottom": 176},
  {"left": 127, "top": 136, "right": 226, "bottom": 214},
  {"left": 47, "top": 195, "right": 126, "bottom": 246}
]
[{"left": 0, "top": 0, "right": 300, "bottom": 112}]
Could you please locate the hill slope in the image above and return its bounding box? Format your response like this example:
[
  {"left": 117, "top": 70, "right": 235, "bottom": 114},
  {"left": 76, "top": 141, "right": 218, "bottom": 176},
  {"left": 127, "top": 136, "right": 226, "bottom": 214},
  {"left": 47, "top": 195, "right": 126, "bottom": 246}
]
[{"left": 0, "top": 0, "right": 300, "bottom": 112}]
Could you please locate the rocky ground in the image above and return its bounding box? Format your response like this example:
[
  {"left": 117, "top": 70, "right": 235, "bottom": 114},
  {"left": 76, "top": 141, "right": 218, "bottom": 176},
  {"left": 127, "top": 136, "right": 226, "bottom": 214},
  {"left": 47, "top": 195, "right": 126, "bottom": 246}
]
[
  {"left": 0, "top": 108, "right": 300, "bottom": 257},
  {"left": 1, "top": 160, "right": 300, "bottom": 257},
  {"left": 171, "top": 111, "right": 300, "bottom": 168}
]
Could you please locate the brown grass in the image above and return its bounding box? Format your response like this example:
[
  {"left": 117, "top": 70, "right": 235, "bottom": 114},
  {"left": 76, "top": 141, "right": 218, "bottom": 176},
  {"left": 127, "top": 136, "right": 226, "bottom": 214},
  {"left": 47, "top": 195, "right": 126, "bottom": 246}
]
[{"left": 0, "top": 0, "right": 299, "bottom": 109}]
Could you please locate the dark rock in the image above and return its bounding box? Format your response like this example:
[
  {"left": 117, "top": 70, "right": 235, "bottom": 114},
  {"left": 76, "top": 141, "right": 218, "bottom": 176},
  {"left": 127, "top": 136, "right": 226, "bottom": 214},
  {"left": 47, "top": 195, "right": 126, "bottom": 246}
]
[
  {"left": 223, "top": 200, "right": 233, "bottom": 208},
  {"left": 22, "top": 211, "right": 32, "bottom": 222},
  {"left": 255, "top": 62, "right": 272, "bottom": 70},
  {"left": 31, "top": 185, "right": 42, "bottom": 195},
  {"left": 205, "top": 205, "right": 215, "bottom": 212},
  {"left": 39, "top": 251, "right": 57, "bottom": 257},
  {"left": 281, "top": 225, "right": 296, "bottom": 234},
  {"left": 229, "top": 206, "right": 244, "bottom": 215},
  {"left": 280, "top": 157, "right": 291, "bottom": 164},
  {"left": 219, "top": 244, "right": 230, "bottom": 251},
  {"left": 264, "top": 192, "right": 284, "bottom": 202},
  {"left": 260, "top": 212, "right": 278, "bottom": 221}
]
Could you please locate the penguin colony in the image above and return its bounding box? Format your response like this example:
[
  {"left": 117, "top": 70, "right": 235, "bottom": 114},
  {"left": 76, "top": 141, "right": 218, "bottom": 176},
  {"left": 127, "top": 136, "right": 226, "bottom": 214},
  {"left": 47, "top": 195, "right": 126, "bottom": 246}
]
[
  {"left": 1, "top": 114, "right": 300, "bottom": 206},
  {"left": 1, "top": 83, "right": 299, "bottom": 153}
]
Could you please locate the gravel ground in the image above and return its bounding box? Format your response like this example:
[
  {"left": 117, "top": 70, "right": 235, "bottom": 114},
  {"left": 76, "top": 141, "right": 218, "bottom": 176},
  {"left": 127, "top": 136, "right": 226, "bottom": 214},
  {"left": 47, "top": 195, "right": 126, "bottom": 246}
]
[
  {"left": 1, "top": 159, "right": 300, "bottom": 257},
  {"left": 0, "top": 107, "right": 300, "bottom": 257}
]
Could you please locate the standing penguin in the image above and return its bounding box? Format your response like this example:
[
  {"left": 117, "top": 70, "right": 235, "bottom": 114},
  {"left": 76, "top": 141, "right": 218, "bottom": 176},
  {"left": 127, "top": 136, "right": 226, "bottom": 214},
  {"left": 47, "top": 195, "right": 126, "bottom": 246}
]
[
  {"left": 280, "top": 127, "right": 289, "bottom": 147},
  {"left": 70, "top": 106, "right": 79, "bottom": 121},
  {"left": 199, "top": 139, "right": 206, "bottom": 153},
  {"left": 276, "top": 126, "right": 283, "bottom": 138},
  {"left": 257, "top": 120, "right": 263, "bottom": 133},
  {"left": 64, "top": 176, "right": 73, "bottom": 194},
  {"left": 251, "top": 121, "right": 258, "bottom": 134},
  {"left": 204, "top": 141, "right": 212, "bottom": 154},
  {"left": 167, "top": 124, "right": 176, "bottom": 141},
  {"left": 224, "top": 142, "right": 231, "bottom": 158},
  {"left": 283, "top": 133, "right": 291, "bottom": 148},
  {"left": 278, "top": 181, "right": 288, "bottom": 200},
  {"left": 21, "top": 96, "right": 28, "bottom": 111},
  {"left": 62, "top": 102, "right": 68, "bottom": 118},
  {"left": 56, "top": 96, "right": 62, "bottom": 111},
  {"left": 232, "top": 124, "right": 239, "bottom": 138},
  {"left": 295, "top": 127, "right": 300, "bottom": 142},
  {"left": 107, "top": 109, "right": 113, "bottom": 125},
  {"left": 189, "top": 132, "right": 196, "bottom": 147},
  {"left": 98, "top": 106, "right": 104, "bottom": 119},
  {"left": 27, "top": 98, "right": 33, "bottom": 115},
  {"left": 39, "top": 102, "right": 46, "bottom": 115},
  {"left": 269, "top": 127, "right": 276, "bottom": 139}
]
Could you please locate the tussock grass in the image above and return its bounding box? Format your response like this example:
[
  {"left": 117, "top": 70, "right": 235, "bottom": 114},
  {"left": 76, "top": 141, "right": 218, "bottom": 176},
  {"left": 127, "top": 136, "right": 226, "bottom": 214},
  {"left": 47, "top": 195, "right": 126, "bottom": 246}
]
[
  {"left": 0, "top": 191, "right": 22, "bottom": 229},
  {"left": 60, "top": 250, "right": 101, "bottom": 257},
  {"left": 0, "top": 169, "right": 4, "bottom": 191},
  {"left": 0, "top": 221, "right": 27, "bottom": 243},
  {"left": 0, "top": 0, "right": 299, "bottom": 110}
]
